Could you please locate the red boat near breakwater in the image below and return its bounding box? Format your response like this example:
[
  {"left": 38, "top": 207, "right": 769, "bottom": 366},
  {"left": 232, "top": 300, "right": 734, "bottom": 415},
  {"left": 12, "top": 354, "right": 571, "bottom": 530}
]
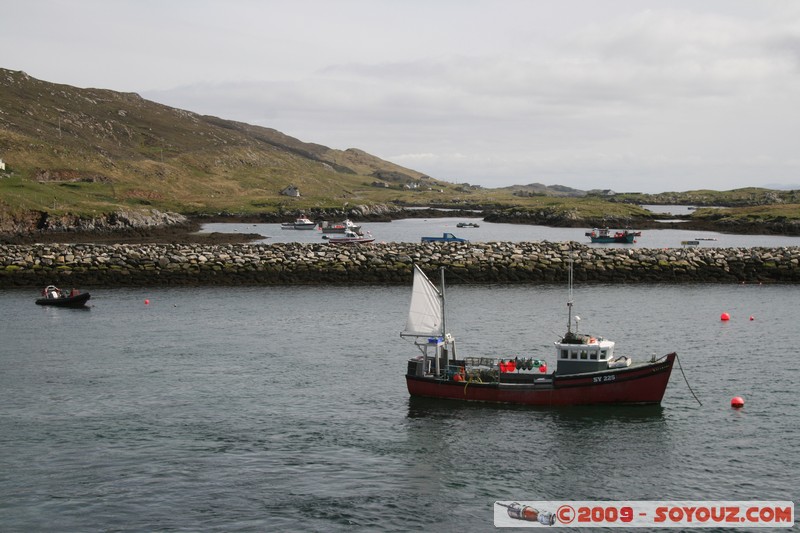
[
  {"left": 401, "top": 264, "right": 675, "bottom": 406},
  {"left": 585, "top": 227, "right": 642, "bottom": 243}
]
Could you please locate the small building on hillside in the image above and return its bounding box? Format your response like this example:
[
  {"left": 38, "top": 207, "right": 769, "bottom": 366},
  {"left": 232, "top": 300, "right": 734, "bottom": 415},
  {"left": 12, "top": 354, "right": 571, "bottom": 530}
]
[
  {"left": 371, "top": 181, "right": 390, "bottom": 188},
  {"left": 281, "top": 185, "right": 300, "bottom": 197},
  {"left": 0, "top": 158, "right": 5, "bottom": 171}
]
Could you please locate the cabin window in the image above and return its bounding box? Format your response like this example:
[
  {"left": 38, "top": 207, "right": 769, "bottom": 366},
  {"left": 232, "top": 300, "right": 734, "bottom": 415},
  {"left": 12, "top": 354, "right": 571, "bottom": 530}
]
[
  {"left": 561, "top": 349, "right": 568, "bottom": 359},
  {"left": 590, "top": 351, "right": 597, "bottom": 360},
  {"left": 570, "top": 351, "right": 577, "bottom": 359},
  {"left": 600, "top": 349, "right": 608, "bottom": 360},
  {"left": 580, "top": 350, "right": 588, "bottom": 360}
]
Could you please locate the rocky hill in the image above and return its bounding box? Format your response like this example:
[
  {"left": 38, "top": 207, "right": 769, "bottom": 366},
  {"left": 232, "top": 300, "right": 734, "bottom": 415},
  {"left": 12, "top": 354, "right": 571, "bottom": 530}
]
[
  {"left": 3, "top": 68, "right": 799, "bottom": 239},
  {"left": 499, "top": 182, "right": 587, "bottom": 197},
  {"left": 0, "top": 68, "right": 438, "bottom": 224}
]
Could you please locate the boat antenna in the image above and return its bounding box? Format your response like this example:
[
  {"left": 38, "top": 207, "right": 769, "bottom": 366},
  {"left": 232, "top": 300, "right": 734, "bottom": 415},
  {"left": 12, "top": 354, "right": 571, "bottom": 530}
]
[
  {"left": 567, "top": 251, "right": 574, "bottom": 335},
  {"left": 440, "top": 266, "right": 447, "bottom": 339}
]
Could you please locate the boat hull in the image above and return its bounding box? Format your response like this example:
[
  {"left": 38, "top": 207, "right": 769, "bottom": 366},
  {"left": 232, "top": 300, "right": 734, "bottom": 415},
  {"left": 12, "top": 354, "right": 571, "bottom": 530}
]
[
  {"left": 589, "top": 235, "right": 636, "bottom": 243},
  {"left": 585, "top": 229, "right": 640, "bottom": 243},
  {"left": 281, "top": 223, "right": 317, "bottom": 230},
  {"left": 406, "top": 353, "right": 675, "bottom": 406},
  {"left": 35, "top": 292, "right": 91, "bottom": 308},
  {"left": 591, "top": 237, "right": 634, "bottom": 243},
  {"left": 327, "top": 237, "right": 375, "bottom": 244}
]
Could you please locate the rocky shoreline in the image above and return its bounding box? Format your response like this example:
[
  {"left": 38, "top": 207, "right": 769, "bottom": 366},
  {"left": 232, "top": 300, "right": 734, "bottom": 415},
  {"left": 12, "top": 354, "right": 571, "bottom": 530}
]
[
  {"left": 2, "top": 241, "right": 799, "bottom": 288},
  {"left": 0, "top": 213, "right": 264, "bottom": 245}
]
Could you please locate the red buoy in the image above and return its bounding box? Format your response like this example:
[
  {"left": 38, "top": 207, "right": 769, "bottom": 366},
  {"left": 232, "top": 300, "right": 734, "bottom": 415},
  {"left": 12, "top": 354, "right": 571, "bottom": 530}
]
[
  {"left": 720, "top": 312, "right": 730, "bottom": 321},
  {"left": 749, "top": 315, "right": 755, "bottom": 321},
  {"left": 731, "top": 396, "right": 744, "bottom": 408},
  {"left": 144, "top": 299, "right": 150, "bottom": 305}
]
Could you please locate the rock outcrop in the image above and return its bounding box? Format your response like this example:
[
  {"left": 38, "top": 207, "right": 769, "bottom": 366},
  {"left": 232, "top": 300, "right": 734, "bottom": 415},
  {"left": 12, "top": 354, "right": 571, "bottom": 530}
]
[{"left": 0, "top": 209, "right": 188, "bottom": 236}]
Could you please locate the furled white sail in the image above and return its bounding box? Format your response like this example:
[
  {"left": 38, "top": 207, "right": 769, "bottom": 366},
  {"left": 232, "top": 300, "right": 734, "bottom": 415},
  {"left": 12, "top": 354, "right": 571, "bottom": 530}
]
[{"left": 401, "top": 265, "right": 442, "bottom": 337}]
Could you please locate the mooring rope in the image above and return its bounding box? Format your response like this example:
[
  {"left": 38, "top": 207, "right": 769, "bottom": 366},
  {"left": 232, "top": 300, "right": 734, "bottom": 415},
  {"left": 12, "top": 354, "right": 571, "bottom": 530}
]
[{"left": 675, "top": 353, "right": 702, "bottom": 405}]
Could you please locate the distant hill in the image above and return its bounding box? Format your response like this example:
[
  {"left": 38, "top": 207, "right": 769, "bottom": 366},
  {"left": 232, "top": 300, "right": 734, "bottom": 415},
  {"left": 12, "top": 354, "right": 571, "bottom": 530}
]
[
  {"left": 764, "top": 183, "right": 800, "bottom": 191},
  {"left": 499, "top": 182, "right": 587, "bottom": 197},
  {"left": 0, "top": 68, "right": 440, "bottom": 216}
]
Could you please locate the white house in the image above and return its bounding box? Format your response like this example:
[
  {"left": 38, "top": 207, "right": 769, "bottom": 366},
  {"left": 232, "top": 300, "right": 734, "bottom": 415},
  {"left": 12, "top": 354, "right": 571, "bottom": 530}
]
[
  {"left": 281, "top": 185, "right": 300, "bottom": 197},
  {"left": 0, "top": 158, "right": 5, "bottom": 171}
]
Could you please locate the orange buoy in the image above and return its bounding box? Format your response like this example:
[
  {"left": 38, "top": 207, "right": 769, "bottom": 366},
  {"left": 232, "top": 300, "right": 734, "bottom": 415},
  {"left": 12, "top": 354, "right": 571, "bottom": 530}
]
[
  {"left": 731, "top": 396, "right": 744, "bottom": 408},
  {"left": 720, "top": 312, "right": 730, "bottom": 321},
  {"left": 453, "top": 373, "right": 463, "bottom": 382}
]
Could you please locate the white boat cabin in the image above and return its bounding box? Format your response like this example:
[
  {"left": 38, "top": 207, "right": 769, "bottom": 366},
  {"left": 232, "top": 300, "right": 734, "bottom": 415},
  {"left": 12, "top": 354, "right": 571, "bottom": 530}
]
[{"left": 554, "top": 333, "right": 626, "bottom": 374}]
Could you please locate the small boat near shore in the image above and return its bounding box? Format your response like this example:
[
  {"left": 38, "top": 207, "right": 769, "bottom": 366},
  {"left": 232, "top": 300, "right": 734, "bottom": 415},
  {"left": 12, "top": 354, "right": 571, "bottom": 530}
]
[
  {"left": 319, "top": 219, "right": 362, "bottom": 234},
  {"left": 456, "top": 222, "right": 480, "bottom": 228},
  {"left": 281, "top": 216, "right": 317, "bottom": 230},
  {"left": 401, "top": 263, "right": 675, "bottom": 406},
  {"left": 586, "top": 228, "right": 641, "bottom": 243},
  {"left": 35, "top": 285, "right": 91, "bottom": 307},
  {"left": 324, "top": 229, "right": 375, "bottom": 244}
]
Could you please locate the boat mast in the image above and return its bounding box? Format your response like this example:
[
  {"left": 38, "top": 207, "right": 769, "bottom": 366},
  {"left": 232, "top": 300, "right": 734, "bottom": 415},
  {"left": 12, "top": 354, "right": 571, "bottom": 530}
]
[
  {"left": 439, "top": 266, "right": 456, "bottom": 366},
  {"left": 566, "top": 254, "right": 573, "bottom": 335},
  {"left": 440, "top": 267, "right": 446, "bottom": 340}
]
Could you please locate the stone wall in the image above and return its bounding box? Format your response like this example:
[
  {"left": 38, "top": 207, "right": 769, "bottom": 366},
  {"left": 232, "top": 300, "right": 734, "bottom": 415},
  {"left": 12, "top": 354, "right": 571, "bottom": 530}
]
[{"left": 1, "top": 242, "right": 799, "bottom": 287}]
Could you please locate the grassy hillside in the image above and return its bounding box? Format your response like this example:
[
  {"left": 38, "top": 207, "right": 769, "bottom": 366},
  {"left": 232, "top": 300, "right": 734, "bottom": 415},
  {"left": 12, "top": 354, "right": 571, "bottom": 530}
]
[
  {"left": 613, "top": 188, "right": 800, "bottom": 207},
  {"left": 2, "top": 68, "right": 797, "bottom": 230},
  {"left": 612, "top": 188, "right": 800, "bottom": 225},
  {"left": 0, "top": 69, "right": 460, "bottom": 217}
]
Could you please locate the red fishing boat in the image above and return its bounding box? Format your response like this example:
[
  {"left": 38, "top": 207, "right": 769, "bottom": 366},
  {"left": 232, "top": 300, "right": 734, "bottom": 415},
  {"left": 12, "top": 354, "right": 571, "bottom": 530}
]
[
  {"left": 401, "top": 264, "right": 675, "bottom": 406},
  {"left": 585, "top": 227, "right": 641, "bottom": 243}
]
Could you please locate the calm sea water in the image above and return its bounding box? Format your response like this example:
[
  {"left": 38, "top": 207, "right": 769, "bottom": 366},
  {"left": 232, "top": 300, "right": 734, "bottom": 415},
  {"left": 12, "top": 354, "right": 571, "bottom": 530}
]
[
  {"left": 1, "top": 283, "right": 798, "bottom": 531},
  {"left": 200, "top": 216, "right": 800, "bottom": 249}
]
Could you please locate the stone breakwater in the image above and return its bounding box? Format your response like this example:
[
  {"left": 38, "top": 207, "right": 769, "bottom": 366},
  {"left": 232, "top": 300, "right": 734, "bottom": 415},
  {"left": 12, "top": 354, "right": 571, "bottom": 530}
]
[{"left": 1, "top": 242, "right": 799, "bottom": 288}]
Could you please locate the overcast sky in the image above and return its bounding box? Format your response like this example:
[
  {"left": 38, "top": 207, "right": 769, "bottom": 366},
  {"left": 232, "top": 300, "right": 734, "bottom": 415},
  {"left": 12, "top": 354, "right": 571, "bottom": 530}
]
[{"left": 4, "top": 1, "right": 800, "bottom": 192}]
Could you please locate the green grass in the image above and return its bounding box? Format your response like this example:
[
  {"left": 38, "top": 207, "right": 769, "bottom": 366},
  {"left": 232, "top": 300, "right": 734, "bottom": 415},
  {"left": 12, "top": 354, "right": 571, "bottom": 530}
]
[
  {"left": 3, "top": 161, "right": 798, "bottom": 224},
  {"left": 692, "top": 204, "right": 800, "bottom": 221},
  {"left": 615, "top": 188, "right": 800, "bottom": 207}
]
